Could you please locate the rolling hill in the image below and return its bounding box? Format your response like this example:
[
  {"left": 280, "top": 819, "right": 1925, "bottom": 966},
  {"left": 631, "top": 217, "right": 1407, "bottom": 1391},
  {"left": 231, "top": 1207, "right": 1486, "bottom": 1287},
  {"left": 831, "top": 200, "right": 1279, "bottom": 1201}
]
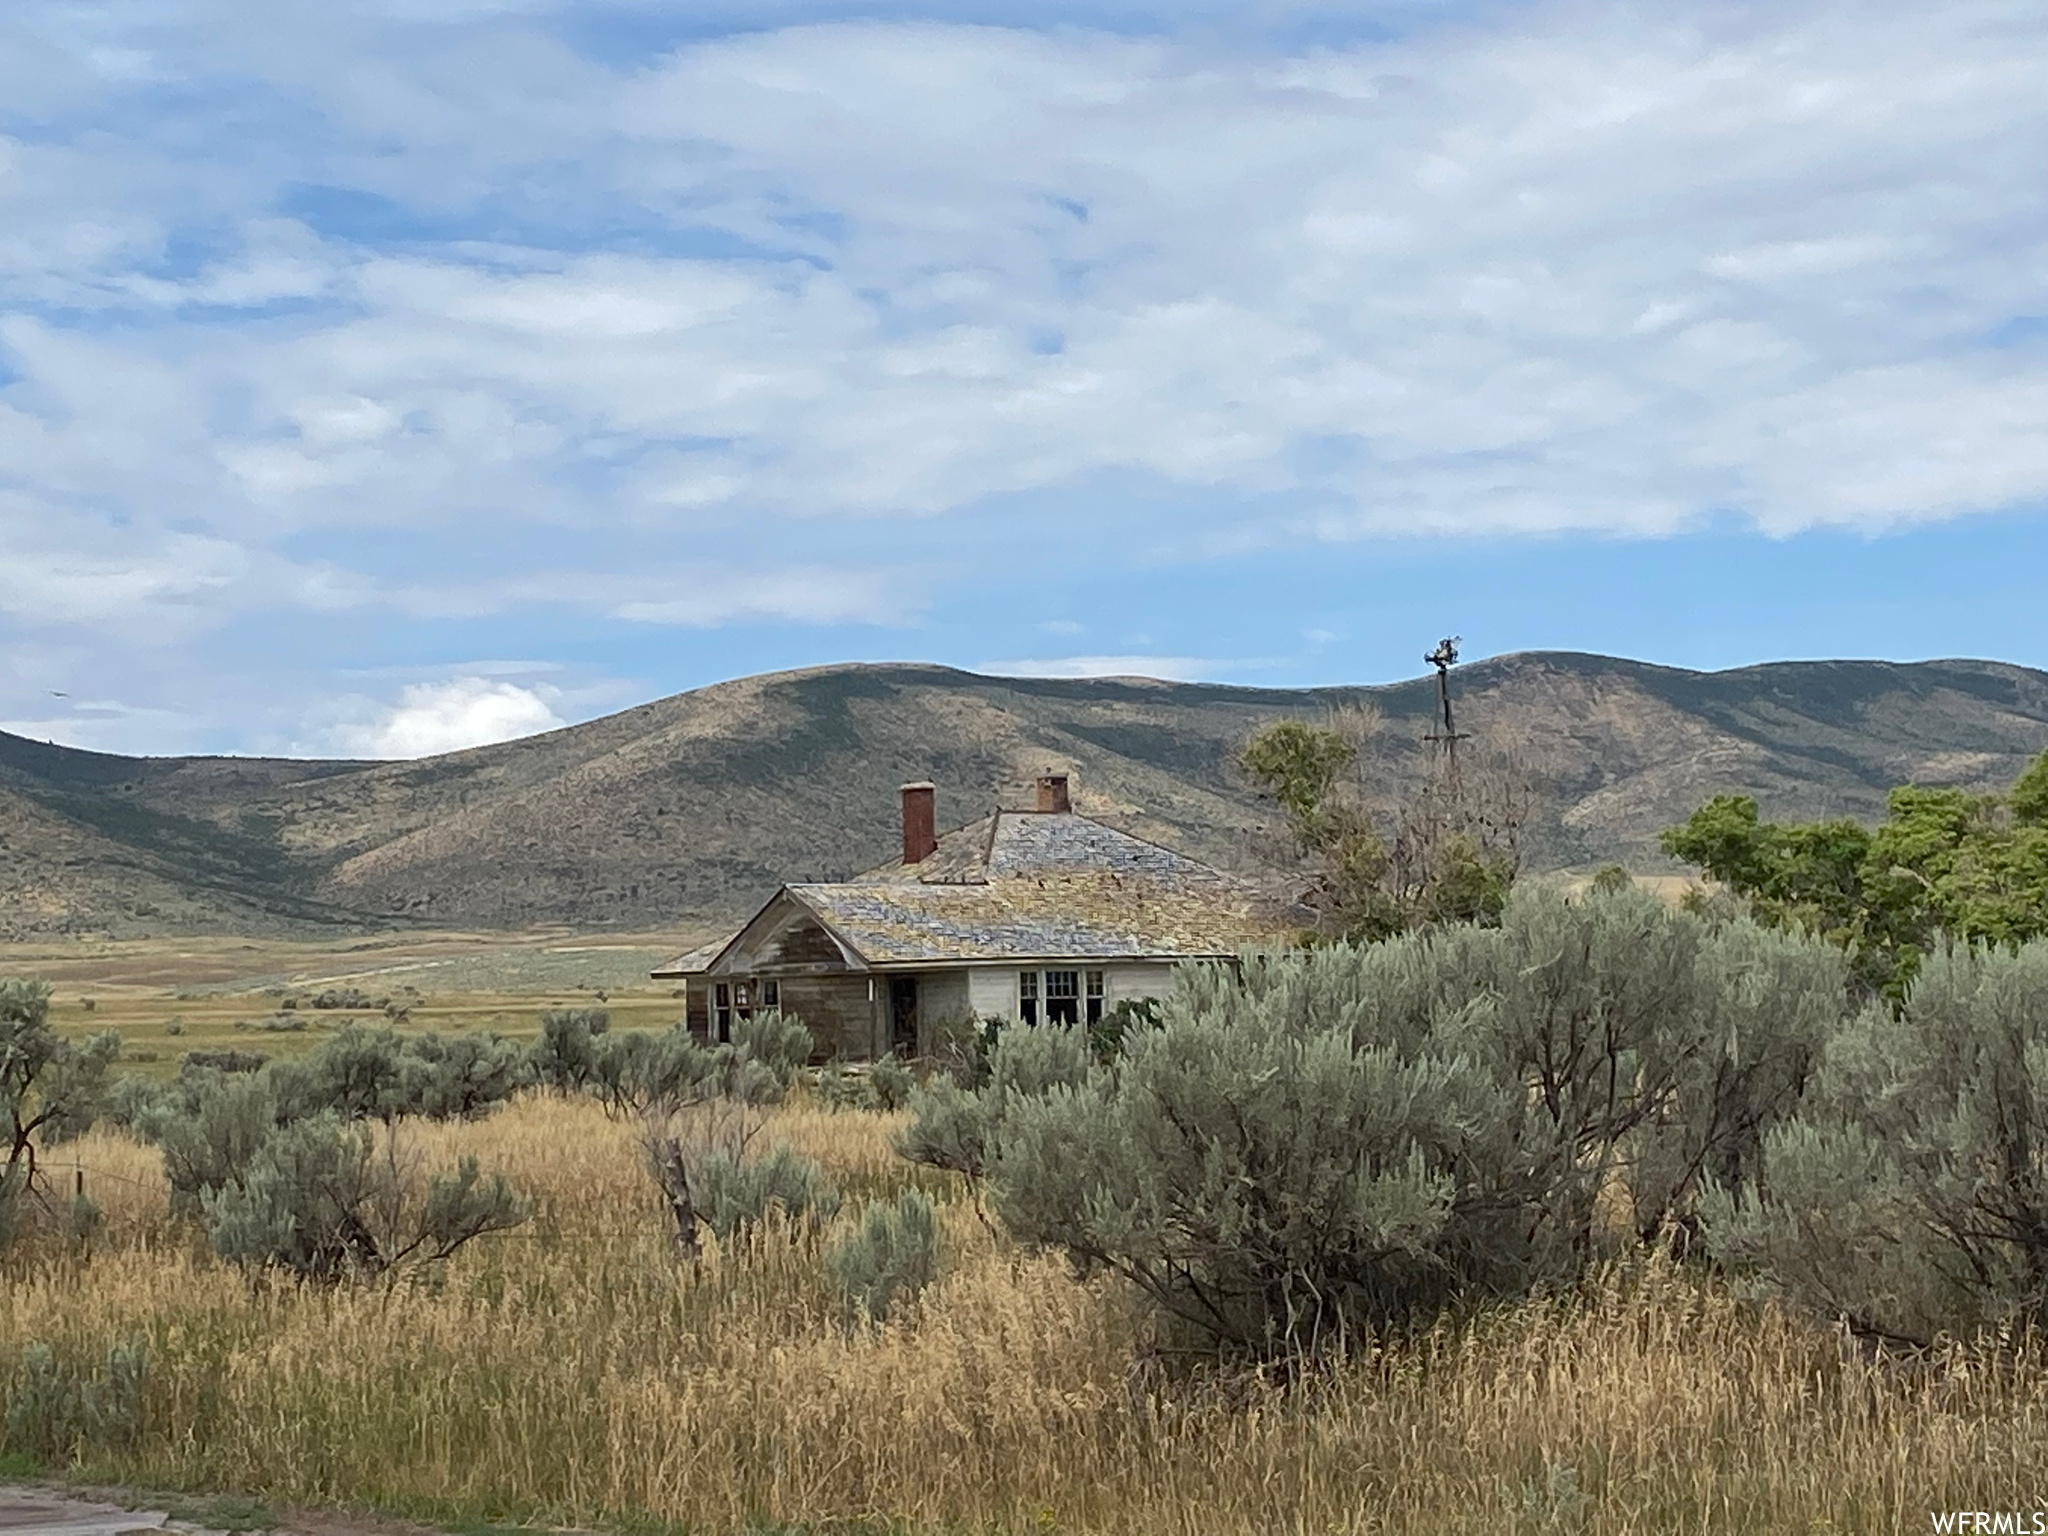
[{"left": 5, "top": 651, "right": 2048, "bottom": 942}]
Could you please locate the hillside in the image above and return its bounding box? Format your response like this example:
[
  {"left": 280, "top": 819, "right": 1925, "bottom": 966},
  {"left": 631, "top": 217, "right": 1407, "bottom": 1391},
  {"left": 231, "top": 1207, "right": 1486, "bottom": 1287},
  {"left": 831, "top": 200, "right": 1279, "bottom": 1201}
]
[{"left": 4, "top": 651, "right": 2048, "bottom": 942}]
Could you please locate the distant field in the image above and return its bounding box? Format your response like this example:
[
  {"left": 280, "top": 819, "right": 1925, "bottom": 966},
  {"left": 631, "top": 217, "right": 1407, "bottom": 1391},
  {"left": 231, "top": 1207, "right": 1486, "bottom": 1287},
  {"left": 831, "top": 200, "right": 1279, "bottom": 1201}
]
[{"left": 4, "top": 928, "right": 715, "bottom": 1077}]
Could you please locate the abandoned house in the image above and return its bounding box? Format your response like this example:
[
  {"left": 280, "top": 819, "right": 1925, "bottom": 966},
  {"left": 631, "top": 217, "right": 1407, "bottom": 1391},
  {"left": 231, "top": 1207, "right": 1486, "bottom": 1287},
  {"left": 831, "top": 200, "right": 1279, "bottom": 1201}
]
[{"left": 651, "top": 773, "right": 1285, "bottom": 1060}]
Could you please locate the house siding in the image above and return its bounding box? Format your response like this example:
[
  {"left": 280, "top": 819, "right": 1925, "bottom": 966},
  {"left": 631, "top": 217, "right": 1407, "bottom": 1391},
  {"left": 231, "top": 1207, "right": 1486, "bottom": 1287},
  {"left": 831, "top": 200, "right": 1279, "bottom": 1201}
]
[
  {"left": 960, "top": 960, "right": 1181, "bottom": 1024},
  {"left": 1104, "top": 961, "right": 1178, "bottom": 1009},
  {"left": 775, "top": 974, "right": 877, "bottom": 1062},
  {"left": 967, "top": 967, "right": 1014, "bottom": 1021}
]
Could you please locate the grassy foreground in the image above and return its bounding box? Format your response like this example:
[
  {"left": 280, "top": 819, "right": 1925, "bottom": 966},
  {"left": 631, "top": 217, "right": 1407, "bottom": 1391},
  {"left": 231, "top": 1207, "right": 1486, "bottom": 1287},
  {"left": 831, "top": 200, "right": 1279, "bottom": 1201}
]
[{"left": 8, "top": 1094, "right": 2048, "bottom": 1535}]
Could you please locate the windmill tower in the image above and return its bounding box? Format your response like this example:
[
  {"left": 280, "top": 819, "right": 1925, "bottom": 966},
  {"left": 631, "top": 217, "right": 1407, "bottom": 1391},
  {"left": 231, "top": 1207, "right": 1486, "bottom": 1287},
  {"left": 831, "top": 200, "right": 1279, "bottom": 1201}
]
[{"left": 1422, "top": 636, "right": 1467, "bottom": 796}]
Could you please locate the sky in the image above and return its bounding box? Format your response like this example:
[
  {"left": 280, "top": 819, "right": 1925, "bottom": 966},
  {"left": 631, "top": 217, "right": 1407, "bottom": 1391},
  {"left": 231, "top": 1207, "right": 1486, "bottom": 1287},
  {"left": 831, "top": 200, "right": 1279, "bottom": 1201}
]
[{"left": 1, "top": 0, "right": 2044, "bottom": 759}]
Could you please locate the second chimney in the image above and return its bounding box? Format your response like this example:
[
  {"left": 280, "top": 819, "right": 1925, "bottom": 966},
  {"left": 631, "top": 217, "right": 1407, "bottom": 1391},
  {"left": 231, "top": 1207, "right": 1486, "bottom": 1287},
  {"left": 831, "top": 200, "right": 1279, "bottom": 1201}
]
[
  {"left": 1035, "top": 772, "right": 1071, "bottom": 814},
  {"left": 901, "top": 781, "right": 937, "bottom": 865}
]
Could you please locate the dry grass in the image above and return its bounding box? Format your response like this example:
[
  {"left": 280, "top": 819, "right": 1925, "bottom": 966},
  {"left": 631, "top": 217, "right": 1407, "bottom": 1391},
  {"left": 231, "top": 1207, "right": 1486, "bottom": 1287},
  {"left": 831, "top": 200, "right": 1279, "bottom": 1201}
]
[{"left": 10, "top": 1095, "right": 2048, "bottom": 1535}]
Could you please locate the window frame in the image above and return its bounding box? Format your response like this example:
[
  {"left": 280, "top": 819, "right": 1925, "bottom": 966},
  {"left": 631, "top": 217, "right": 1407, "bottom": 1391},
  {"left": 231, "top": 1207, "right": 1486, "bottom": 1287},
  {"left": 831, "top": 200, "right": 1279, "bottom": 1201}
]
[
  {"left": 712, "top": 976, "right": 781, "bottom": 1043},
  {"left": 1018, "top": 967, "right": 1108, "bottom": 1026}
]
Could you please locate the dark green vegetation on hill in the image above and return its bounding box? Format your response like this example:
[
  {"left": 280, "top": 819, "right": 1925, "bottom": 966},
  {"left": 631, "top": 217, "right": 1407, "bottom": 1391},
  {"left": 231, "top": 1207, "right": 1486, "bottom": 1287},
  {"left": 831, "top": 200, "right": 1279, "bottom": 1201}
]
[{"left": 5, "top": 652, "right": 2048, "bottom": 939}]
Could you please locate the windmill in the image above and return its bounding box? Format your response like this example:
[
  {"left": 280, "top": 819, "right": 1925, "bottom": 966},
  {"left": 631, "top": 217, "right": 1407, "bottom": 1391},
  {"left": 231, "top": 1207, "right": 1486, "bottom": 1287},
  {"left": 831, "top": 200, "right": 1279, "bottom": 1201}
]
[{"left": 1422, "top": 636, "right": 1467, "bottom": 789}]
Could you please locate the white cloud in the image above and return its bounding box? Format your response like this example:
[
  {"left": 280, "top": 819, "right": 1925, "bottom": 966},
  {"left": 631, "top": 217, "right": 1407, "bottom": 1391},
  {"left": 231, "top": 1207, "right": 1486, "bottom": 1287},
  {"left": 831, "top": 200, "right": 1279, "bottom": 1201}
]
[
  {"left": 3, "top": 0, "right": 2043, "bottom": 574},
  {"left": 609, "top": 567, "right": 904, "bottom": 627},
  {"left": 329, "top": 677, "right": 567, "bottom": 758},
  {"left": 2, "top": 0, "right": 2047, "bottom": 751}
]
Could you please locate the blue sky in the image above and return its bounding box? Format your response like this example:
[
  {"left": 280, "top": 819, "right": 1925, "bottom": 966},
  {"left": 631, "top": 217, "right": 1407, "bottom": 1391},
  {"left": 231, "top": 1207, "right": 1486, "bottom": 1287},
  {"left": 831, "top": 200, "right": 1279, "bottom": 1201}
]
[{"left": 2, "top": 0, "right": 2044, "bottom": 758}]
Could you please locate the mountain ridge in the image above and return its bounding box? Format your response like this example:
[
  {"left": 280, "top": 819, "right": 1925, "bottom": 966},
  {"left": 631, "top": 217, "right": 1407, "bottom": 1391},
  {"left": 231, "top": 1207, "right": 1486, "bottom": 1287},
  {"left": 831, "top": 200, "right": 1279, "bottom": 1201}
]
[{"left": 5, "top": 650, "right": 2047, "bottom": 942}]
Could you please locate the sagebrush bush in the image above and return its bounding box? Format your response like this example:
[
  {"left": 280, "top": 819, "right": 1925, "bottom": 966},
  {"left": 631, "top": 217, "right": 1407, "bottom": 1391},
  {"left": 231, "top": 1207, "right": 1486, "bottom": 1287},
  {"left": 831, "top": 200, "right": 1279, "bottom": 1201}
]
[
  {"left": 402, "top": 1031, "right": 532, "bottom": 1120},
  {"left": 826, "top": 1187, "right": 940, "bottom": 1323},
  {"left": 1705, "top": 937, "right": 2048, "bottom": 1346},
  {"left": 530, "top": 1007, "right": 611, "bottom": 1091},
  {"left": 647, "top": 1114, "right": 841, "bottom": 1253},
  {"left": 734, "top": 1010, "right": 815, "bottom": 1082},
  {"left": 907, "top": 888, "right": 1849, "bottom": 1355},
  {"left": 197, "top": 1113, "right": 528, "bottom": 1281},
  {"left": 866, "top": 1053, "right": 915, "bottom": 1112}
]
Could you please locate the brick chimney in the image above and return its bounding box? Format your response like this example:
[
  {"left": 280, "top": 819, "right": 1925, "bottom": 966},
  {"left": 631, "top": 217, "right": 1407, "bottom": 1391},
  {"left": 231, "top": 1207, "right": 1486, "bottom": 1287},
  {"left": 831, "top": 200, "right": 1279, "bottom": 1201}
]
[
  {"left": 900, "top": 781, "right": 937, "bottom": 865},
  {"left": 1035, "top": 772, "right": 1071, "bottom": 814}
]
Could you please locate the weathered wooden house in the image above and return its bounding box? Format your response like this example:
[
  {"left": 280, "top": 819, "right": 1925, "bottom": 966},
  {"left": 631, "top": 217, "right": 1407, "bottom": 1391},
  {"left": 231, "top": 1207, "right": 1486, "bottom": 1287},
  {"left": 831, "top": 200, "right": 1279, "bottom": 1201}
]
[{"left": 651, "top": 773, "right": 1284, "bottom": 1059}]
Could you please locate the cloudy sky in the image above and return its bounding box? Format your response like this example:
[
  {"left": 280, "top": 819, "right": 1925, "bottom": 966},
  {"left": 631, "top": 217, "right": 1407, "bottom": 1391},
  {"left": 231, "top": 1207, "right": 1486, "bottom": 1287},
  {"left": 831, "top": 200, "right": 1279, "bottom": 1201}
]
[{"left": 3, "top": 0, "right": 2044, "bottom": 758}]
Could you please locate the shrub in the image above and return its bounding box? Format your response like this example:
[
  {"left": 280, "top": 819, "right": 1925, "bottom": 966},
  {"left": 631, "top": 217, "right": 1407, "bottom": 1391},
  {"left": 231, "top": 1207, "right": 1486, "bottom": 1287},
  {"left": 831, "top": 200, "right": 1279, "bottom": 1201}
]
[
  {"left": 646, "top": 1111, "right": 840, "bottom": 1255},
  {"left": 866, "top": 1053, "right": 914, "bottom": 1112},
  {"left": 899, "top": 1020, "right": 1092, "bottom": 1181},
  {"left": 905, "top": 889, "right": 1849, "bottom": 1356},
  {"left": 592, "top": 1027, "right": 716, "bottom": 1115},
  {"left": 826, "top": 1188, "right": 941, "bottom": 1324},
  {"left": 1703, "top": 937, "right": 2048, "bottom": 1346},
  {"left": 734, "top": 1010, "right": 815, "bottom": 1083},
  {"left": 151, "top": 1070, "right": 287, "bottom": 1217},
  {"left": 530, "top": 1007, "right": 611, "bottom": 1091},
  {"left": 310, "top": 987, "right": 377, "bottom": 1010},
  {"left": 3, "top": 1340, "right": 147, "bottom": 1464},
  {"left": 271, "top": 1024, "right": 411, "bottom": 1122},
  {"left": 401, "top": 1031, "right": 530, "bottom": 1120},
  {"left": 200, "top": 1116, "right": 527, "bottom": 1282},
  {"left": 897, "top": 1077, "right": 992, "bottom": 1178},
  {"left": 144, "top": 1048, "right": 530, "bottom": 1282},
  {"left": 689, "top": 1142, "right": 840, "bottom": 1240},
  {"left": 1089, "top": 996, "right": 1161, "bottom": 1063},
  {"left": 813, "top": 1060, "right": 872, "bottom": 1111}
]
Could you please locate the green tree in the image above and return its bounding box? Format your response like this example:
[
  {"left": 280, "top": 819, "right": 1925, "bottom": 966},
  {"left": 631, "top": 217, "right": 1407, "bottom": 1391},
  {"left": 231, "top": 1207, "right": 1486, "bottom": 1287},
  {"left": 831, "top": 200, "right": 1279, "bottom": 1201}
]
[
  {"left": 1662, "top": 748, "right": 2048, "bottom": 999},
  {"left": 1240, "top": 720, "right": 1359, "bottom": 848},
  {"left": 1240, "top": 718, "right": 1520, "bottom": 943},
  {"left": 1, "top": 979, "right": 120, "bottom": 1244}
]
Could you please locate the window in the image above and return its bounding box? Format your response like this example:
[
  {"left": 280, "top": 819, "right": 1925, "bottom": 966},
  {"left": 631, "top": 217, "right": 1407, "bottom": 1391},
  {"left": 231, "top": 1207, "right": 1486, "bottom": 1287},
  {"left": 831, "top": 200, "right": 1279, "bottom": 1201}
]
[
  {"left": 1018, "top": 968, "right": 1109, "bottom": 1025},
  {"left": 712, "top": 976, "right": 781, "bottom": 1042},
  {"left": 1045, "top": 970, "right": 1080, "bottom": 1025}
]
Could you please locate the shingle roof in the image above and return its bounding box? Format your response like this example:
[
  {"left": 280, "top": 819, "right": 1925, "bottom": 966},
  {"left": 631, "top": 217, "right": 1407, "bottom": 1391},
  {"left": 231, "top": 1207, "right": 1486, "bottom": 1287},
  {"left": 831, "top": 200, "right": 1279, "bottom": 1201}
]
[
  {"left": 650, "top": 937, "right": 729, "bottom": 979},
  {"left": 657, "top": 808, "right": 1288, "bottom": 974},
  {"left": 789, "top": 868, "right": 1271, "bottom": 964}
]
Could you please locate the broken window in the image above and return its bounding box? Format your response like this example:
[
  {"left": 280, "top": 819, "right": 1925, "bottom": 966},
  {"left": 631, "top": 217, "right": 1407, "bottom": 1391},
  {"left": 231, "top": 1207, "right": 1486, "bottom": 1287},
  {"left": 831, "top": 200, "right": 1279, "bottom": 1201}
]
[
  {"left": 1045, "top": 970, "right": 1080, "bottom": 1025},
  {"left": 1086, "top": 970, "right": 1105, "bottom": 1025},
  {"left": 713, "top": 977, "right": 780, "bottom": 1042},
  {"left": 1018, "top": 969, "right": 1040, "bottom": 1025}
]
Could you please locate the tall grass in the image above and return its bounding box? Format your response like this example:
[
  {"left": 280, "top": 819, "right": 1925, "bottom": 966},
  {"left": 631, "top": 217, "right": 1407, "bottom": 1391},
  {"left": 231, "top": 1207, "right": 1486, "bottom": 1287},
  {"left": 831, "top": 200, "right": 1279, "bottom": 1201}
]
[{"left": 8, "top": 1095, "right": 2047, "bottom": 1534}]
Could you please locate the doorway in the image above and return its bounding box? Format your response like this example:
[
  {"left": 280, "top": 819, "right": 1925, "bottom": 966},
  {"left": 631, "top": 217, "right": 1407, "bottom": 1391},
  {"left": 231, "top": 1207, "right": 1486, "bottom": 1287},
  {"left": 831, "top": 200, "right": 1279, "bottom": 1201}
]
[{"left": 889, "top": 975, "right": 918, "bottom": 1057}]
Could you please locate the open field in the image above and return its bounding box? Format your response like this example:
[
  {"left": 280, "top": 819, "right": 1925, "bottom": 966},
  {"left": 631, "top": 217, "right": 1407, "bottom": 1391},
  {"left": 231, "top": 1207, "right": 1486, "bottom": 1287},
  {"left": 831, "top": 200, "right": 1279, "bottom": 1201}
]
[
  {"left": 8, "top": 931, "right": 706, "bottom": 1079},
  {"left": 7, "top": 1093, "right": 2048, "bottom": 1534}
]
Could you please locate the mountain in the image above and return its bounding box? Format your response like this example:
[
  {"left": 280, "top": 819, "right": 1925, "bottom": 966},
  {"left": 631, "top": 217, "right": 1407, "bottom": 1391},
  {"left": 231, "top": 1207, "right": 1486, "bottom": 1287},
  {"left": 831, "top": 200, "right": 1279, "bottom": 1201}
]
[{"left": 5, "top": 652, "right": 2048, "bottom": 942}]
